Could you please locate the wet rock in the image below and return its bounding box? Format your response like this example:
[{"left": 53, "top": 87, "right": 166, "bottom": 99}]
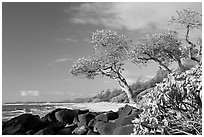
[
  {"left": 95, "top": 113, "right": 108, "bottom": 122},
  {"left": 94, "top": 121, "right": 106, "bottom": 133},
  {"left": 55, "top": 109, "right": 77, "bottom": 125},
  {"left": 41, "top": 108, "right": 64, "bottom": 123},
  {"left": 74, "top": 109, "right": 89, "bottom": 115},
  {"left": 78, "top": 112, "right": 96, "bottom": 126},
  {"left": 56, "top": 124, "right": 77, "bottom": 135},
  {"left": 34, "top": 128, "right": 54, "bottom": 135},
  {"left": 88, "top": 119, "right": 97, "bottom": 130},
  {"left": 26, "top": 130, "right": 36, "bottom": 135},
  {"left": 106, "top": 111, "right": 119, "bottom": 121},
  {"left": 72, "top": 125, "right": 88, "bottom": 135},
  {"left": 100, "top": 122, "right": 117, "bottom": 135},
  {"left": 2, "top": 114, "right": 44, "bottom": 135},
  {"left": 87, "top": 129, "right": 100, "bottom": 135},
  {"left": 118, "top": 104, "right": 134, "bottom": 117},
  {"left": 112, "top": 124, "right": 134, "bottom": 135},
  {"left": 114, "top": 112, "right": 140, "bottom": 126}
]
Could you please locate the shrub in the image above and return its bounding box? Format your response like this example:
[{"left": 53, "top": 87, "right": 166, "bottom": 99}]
[{"left": 132, "top": 65, "right": 202, "bottom": 135}]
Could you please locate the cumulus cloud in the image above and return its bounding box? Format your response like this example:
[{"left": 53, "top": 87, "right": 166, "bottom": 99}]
[
  {"left": 19, "top": 90, "right": 40, "bottom": 96},
  {"left": 69, "top": 2, "right": 201, "bottom": 30}
]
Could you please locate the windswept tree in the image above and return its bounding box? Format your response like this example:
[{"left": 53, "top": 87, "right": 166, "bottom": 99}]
[
  {"left": 169, "top": 8, "right": 202, "bottom": 64},
  {"left": 70, "top": 30, "right": 136, "bottom": 103},
  {"left": 130, "top": 30, "right": 188, "bottom": 73}
]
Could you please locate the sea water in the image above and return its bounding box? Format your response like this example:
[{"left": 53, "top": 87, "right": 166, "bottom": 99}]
[{"left": 2, "top": 102, "right": 83, "bottom": 122}]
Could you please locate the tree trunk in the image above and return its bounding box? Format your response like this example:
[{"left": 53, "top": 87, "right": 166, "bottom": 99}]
[{"left": 118, "top": 80, "right": 136, "bottom": 104}]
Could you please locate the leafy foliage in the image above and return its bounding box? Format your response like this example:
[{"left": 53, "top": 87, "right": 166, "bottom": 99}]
[
  {"left": 130, "top": 30, "right": 187, "bottom": 72},
  {"left": 70, "top": 30, "right": 136, "bottom": 103},
  {"left": 169, "top": 8, "right": 202, "bottom": 64},
  {"left": 132, "top": 65, "right": 202, "bottom": 135},
  {"left": 169, "top": 8, "right": 202, "bottom": 29}
]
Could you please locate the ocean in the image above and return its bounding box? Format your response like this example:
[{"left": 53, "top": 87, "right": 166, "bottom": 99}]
[{"left": 2, "top": 102, "right": 85, "bottom": 122}]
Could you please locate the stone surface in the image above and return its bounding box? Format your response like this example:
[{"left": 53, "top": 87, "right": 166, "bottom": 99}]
[
  {"left": 100, "top": 122, "right": 117, "bottom": 135},
  {"left": 94, "top": 121, "right": 106, "bottom": 133},
  {"left": 72, "top": 125, "right": 88, "bottom": 135},
  {"left": 87, "top": 129, "right": 100, "bottom": 135},
  {"left": 78, "top": 112, "right": 96, "bottom": 126},
  {"left": 34, "top": 128, "right": 54, "bottom": 135},
  {"left": 118, "top": 104, "right": 134, "bottom": 117},
  {"left": 55, "top": 109, "right": 77, "bottom": 125},
  {"left": 56, "top": 124, "right": 77, "bottom": 135},
  {"left": 2, "top": 114, "right": 44, "bottom": 135},
  {"left": 88, "top": 118, "right": 97, "bottom": 130},
  {"left": 112, "top": 124, "right": 134, "bottom": 135}
]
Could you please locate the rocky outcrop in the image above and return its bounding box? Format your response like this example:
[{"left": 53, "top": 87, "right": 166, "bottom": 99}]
[{"left": 2, "top": 104, "right": 142, "bottom": 135}]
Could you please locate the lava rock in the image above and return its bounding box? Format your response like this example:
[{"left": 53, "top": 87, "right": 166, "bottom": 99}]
[
  {"left": 95, "top": 113, "right": 108, "bottom": 122},
  {"left": 55, "top": 109, "right": 77, "bottom": 125},
  {"left": 72, "top": 125, "right": 88, "bottom": 135},
  {"left": 118, "top": 104, "right": 134, "bottom": 117},
  {"left": 74, "top": 109, "right": 89, "bottom": 115},
  {"left": 87, "top": 129, "right": 100, "bottom": 135},
  {"left": 78, "top": 112, "right": 96, "bottom": 126},
  {"left": 34, "top": 128, "right": 54, "bottom": 135},
  {"left": 112, "top": 124, "right": 134, "bottom": 135},
  {"left": 100, "top": 122, "right": 117, "bottom": 135},
  {"left": 41, "top": 108, "right": 65, "bottom": 123},
  {"left": 106, "top": 111, "right": 119, "bottom": 121},
  {"left": 2, "top": 114, "right": 44, "bottom": 135},
  {"left": 94, "top": 121, "right": 106, "bottom": 133},
  {"left": 56, "top": 124, "right": 77, "bottom": 135},
  {"left": 88, "top": 119, "right": 97, "bottom": 130}
]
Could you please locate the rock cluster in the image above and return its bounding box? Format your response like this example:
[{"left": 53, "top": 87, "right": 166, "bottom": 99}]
[{"left": 2, "top": 104, "right": 142, "bottom": 135}]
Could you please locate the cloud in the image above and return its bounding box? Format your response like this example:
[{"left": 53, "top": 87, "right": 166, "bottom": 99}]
[
  {"left": 69, "top": 2, "right": 201, "bottom": 30},
  {"left": 19, "top": 90, "right": 40, "bottom": 96},
  {"left": 65, "top": 38, "right": 78, "bottom": 42},
  {"left": 45, "top": 91, "right": 76, "bottom": 96},
  {"left": 53, "top": 57, "right": 73, "bottom": 63}
]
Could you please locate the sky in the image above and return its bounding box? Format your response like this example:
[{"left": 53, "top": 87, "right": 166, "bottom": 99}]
[{"left": 2, "top": 2, "right": 202, "bottom": 103}]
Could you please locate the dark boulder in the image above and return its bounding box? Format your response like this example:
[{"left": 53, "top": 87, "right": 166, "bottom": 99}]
[
  {"left": 45, "top": 121, "right": 65, "bottom": 133},
  {"left": 100, "top": 122, "right": 117, "bottom": 135},
  {"left": 2, "top": 114, "right": 44, "bottom": 135},
  {"left": 74, "top": 109, "right": 89, "bottom": 115},
  {"left": 78, "top": 112, "right": 96, "bottom": 126},
  {"left": 34, "top": 121, "right": 64, "bottom": 135},
  {"left": 88, "top": 119, "right": 97, "bottom": 130},
  {"left": 72, "top": 125, "right": 88, "bottom": 135},
  {"left": 114, "top": 111, "right": 140, "bottom": 126},
  {"left": 106, "top": 111, "right": 119, "bottom": 121},
  {"left": 41, "top": 108, "right": 64, "bottom": 123},
  {"left": 95, "top": 113, "right": 108, "bottom": 122},
  {"left": 26, "top": 130, "right": 36, "bottom": 135},
  {"left": 87, "top": 129, "right": 100, "bottom": 135},
  {"left": 56, "top": 124, "right": 77, "bottom": 135},
  {"left": 95, "top": 111, "right": 118, "bottom": 122},
  {"left": 55, "top": 109, "right": 77, "bottom": 125},
  {"left": 93, "top": 121, "right": 106, "bottom": 134},
  {"left": 112, "top": 124, "right": 134, "bottom": 135},
  {"left": 34, "top": 128, "right": 55, "bottom": 135},
  {"left": 118, "top": 104, "right": 134, "bottom": 117}
]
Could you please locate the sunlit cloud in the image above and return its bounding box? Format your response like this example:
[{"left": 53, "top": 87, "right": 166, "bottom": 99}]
[
  {"left": 19, "top": 90, "right": 40, "bottom": 96},
  {"left": 69, "top": 2, "right": 200, "bottom": 31}
]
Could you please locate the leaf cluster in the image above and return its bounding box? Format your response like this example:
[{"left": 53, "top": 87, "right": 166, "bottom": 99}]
[{"left": 132, "top": 65, "right": 202, "bottom": 135}]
